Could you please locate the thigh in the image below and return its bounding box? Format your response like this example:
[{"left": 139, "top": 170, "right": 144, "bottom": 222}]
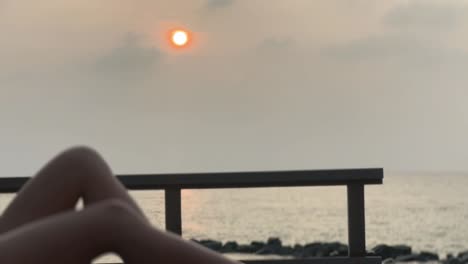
[
  {"left": 0, "top": 201, "right": 120, "bottom": 264},
  {"left": 0, "top": 146, "right": 146, "bottom": 234},
  {"left": 0, "top": 150, "right": 84, "bottom": 234}
]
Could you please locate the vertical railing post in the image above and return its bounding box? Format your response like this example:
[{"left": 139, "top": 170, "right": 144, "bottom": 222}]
[
  {"left": 165, "top": 188, "right": 182, "bottom": 235},
  {"left": 347, "top": 183, "right": 366, "bottom": 257}
]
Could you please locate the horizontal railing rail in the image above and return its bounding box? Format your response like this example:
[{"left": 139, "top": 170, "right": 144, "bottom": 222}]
[
  {"left": 242, "top": 257, "right": 382, "bottom": 264},
  {"left": 0, "top": 168, "right": 383, "bottom": 264},
  {"left": 0, "top": 168, "right": 383, "bottom": 192}
]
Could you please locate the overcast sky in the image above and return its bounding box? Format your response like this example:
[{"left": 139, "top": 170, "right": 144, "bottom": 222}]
[{"left": 1, "top": 0, "right": 468, "bottom": 176}]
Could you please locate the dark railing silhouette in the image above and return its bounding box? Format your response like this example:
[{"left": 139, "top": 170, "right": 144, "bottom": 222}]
[{"left": 0, "top": 168, "right": 383, "bottom": 264}]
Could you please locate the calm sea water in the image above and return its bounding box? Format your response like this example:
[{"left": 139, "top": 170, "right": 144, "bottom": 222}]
[{"left": 0, "top": 172, "right": 467, "bottom": 262}]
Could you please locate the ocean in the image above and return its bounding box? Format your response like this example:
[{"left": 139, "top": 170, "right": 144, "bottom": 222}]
[{"left": 0, "top": 172, "right": 467, "bottom": 262}]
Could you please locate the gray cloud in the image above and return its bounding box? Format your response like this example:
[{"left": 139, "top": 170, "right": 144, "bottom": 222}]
[
  {"left": 325, "top": 34, "right": 456, "bottom": 64},
  {"left": 204, "top": 0, "right": 234, "bottom": 9},
  {"left": 91, "top": 33, "right": 162, "bottom": 79},
  {"left": 384, "top": 1, "right": 468, "bottom": 30},
  {"left": 0, "top": 32, "right": 163, "bottom": 87},
  {"left": 33, "top": 32, "right": 167, "bottom": 111},
  {"left": 323, "top": 1, "right": 468, "bottom": 68},
  {"left": 323, "top": 35, "right": 468, "bottom": 88},
  {"left": 258, "top": 37, "right": 294, "bottom": 50},
  {"left": 254, "top": 36, "right": 296, "bottom": 62},
  {"left": 73, "top": 32, "right": 164, "bottom": 102}
]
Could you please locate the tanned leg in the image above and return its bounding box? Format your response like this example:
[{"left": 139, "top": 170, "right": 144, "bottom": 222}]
[
  {"left": 0, "top": 200, "right": 241, "bottom": 264},
  {"left": 0, "top": 146, "right": 145, "bottom": 234}
]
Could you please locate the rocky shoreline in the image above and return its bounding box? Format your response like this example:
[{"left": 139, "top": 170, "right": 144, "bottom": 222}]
[{"left": 191, "top": 237, "right": 468, "bottom": 264}]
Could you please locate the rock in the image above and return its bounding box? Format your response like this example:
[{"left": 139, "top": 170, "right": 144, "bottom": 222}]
[
  {"left": 190, "top": 238, "right": 448, "bottom": 261},
  {"left": 221, "top": 241, "right": 238, "bottom": 253},
  {"left": 330, "top": 250, "right": 346, "bottom": 257},
  {"left": 382, "top": 258, "right": 396, "bottom": 264},
  {"left": 458, "top": 251, "right": 468, "bottom": 263},
  {"left": 301, "top": 242, "right": 324, "bottom": 257},
  {"left": 317, "top": 243, "right": 335, "bottom": 257},
  {"left": 445, "top": 258, "right": 462, "bottom": 264},
  {"left": 458, "top": 251, "right": 468, "bottom": 259},
  {"left": 237, "top": 244, "right": 257, "bottom": 253},
  {"left": 317, "top": 242, "right": 348, "bottom": 257},
  {"left": 333, "top": 243, "right": 348, "bottom": 256},
  {"left": 267, "top": 238, "right": 282, "bottom": 248},
  {"left": 371, "top": 244, "right": 412, "bottom": 259},
  {"left": 461, "top": 256, "right": 468, "bottom": 264},
  {"left": 250, "top": 241, "right": 266, "bottom": 252},
  {"left": 393, "top": 245, "right": 412, "bottom": 256},
  {"left": 292, "top": 244, "right": 304, "bottom": 258},
  {"left": 419, "top": 251, "right": 439, "bottom": 261},
  {"left": 279, "top": 246, "right": 294, "bottom": 255},
  {"left": 198, "top": 239, "right": 222, "bottom": 251},
  {"left": 395, "top": 252, "right": 438, "bottom": 262},
  {"left": 329, "top": 244, "right": 348, "bottom": 257},
  {"left": 239, "top": 241, "right": 273, "bottom": 254},
  {"left": 256, "top": 237, "right": 283, "bottom": 255},
  {"left": 396, "top": 254, "right": 424, "bottom": 262},
  {"left": 256, "top": 247, "right": 277, "bottom": 255},
  {"left": 294, "top": 242, "right": 346, "bottom": 258}
]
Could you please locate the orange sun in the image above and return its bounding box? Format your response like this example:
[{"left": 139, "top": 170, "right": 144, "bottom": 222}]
[{"left": 170, "top": 29, "right": 190, "bottom": 47}]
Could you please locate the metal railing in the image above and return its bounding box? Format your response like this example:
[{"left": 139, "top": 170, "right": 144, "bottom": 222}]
[{"left": 0, "top": 168, "right": 383, "bottom": 264}]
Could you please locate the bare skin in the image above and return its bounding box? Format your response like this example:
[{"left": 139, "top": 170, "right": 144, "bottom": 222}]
[{"left": 0, "top": 146, "right": 241, "bottom": 264}]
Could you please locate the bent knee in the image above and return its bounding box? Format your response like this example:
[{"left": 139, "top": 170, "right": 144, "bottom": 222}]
[
  {"left": 54, "top": 145, "right": 108, "bottom": 173},
  {"left": 96, "top": 199, "right": 139, "bottom": 220},
  {"left": 90, "top": 199, "right": 147, "bottom": 234},
  {"left": 60, "top": 145, "right": 103, "bottom": 163},
  {"left": 99, "top": 199, "right": 132, "bottom": 212}
]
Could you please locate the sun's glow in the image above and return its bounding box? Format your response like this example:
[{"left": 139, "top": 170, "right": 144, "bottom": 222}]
[{"left": 171, "top": 30, "right": 189, "bottom": 47}]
